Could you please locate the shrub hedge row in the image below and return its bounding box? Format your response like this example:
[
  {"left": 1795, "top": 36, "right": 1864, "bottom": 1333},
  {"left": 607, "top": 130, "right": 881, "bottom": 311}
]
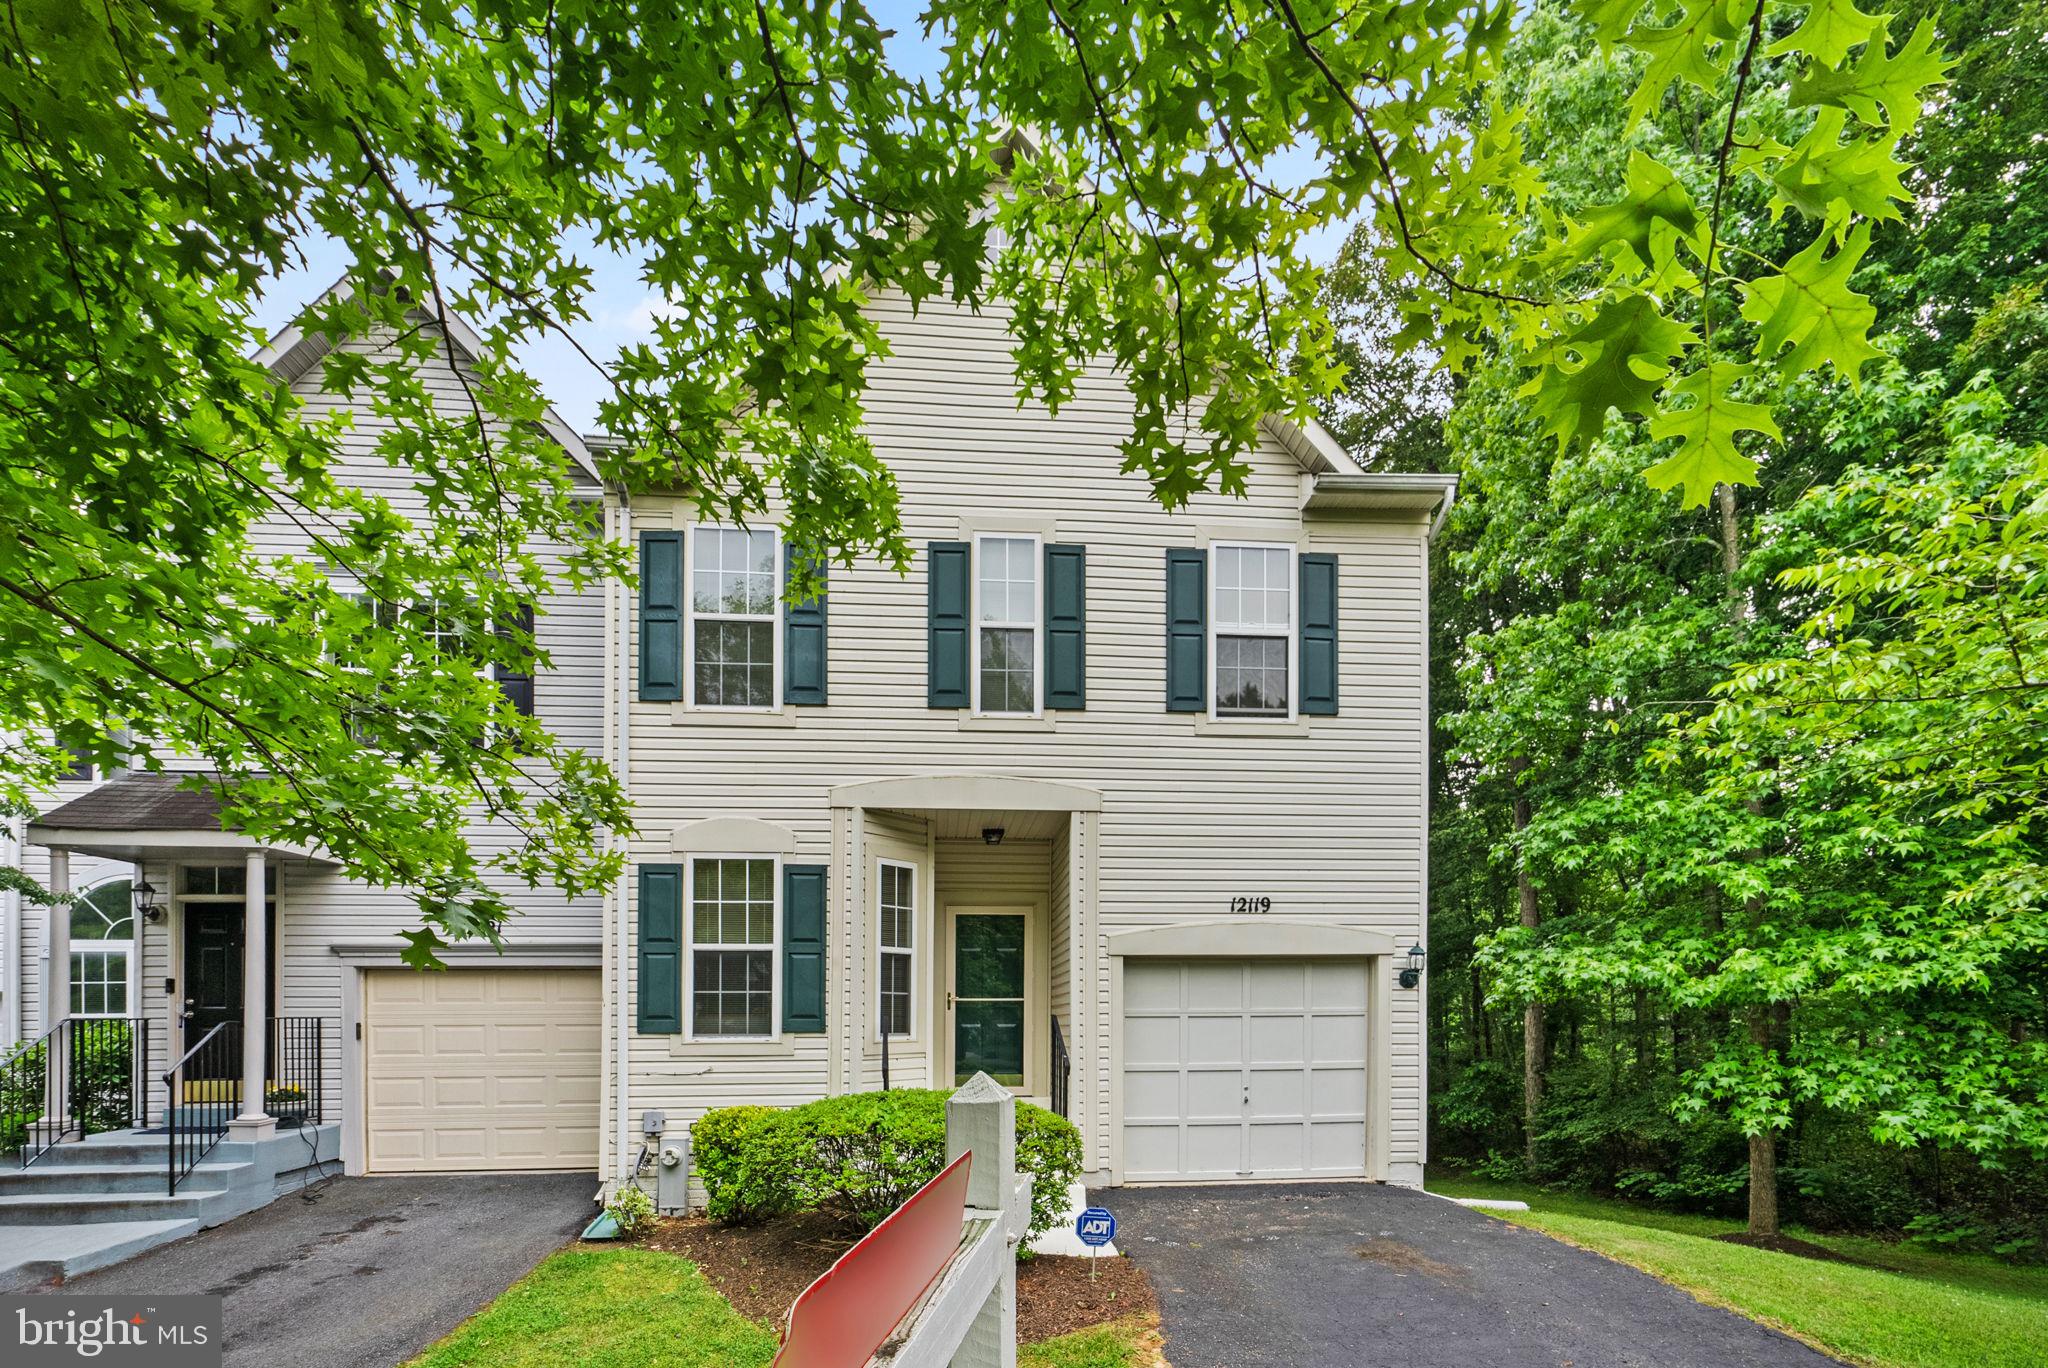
[{"left": 692, "top": 1089, "right": 1083, "bottom": 1242}]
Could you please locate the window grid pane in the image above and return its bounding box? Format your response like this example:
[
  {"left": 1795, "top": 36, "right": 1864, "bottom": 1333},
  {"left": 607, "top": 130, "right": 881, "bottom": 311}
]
[
  {"left": 1216, "top": 635, "right": 1289, "bottom": 716},
  {"left": 979, "top": 627, "right": 1034, "bottom": 714},
  {"left": 880, "top": 951, "right": 912, "bottom": 1036},
  {"left": 691, "top": 859, "right": 776, "bottom": 1037},
  {"left": 690, "top": 527, "right": 777, "bottom": 707},
  {"left": 976, "top": 537, "right": 1037, "bottom": 714},
  {"left": 694, "top": 620, "right": 774, "bottom": 707},
  {"left": 69, "top": 949, "right": 128, "bottom": 1017}
]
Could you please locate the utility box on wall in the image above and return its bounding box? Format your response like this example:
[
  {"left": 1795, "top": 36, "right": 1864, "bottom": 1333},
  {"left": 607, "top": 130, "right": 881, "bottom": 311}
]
[{"left": 655, "top": 1132, "right": 690, "bottom": 1214}]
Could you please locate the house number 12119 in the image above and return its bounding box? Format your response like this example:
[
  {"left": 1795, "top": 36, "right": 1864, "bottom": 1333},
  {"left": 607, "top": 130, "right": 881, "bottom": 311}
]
[{"left": 1229, "top": 896, "right": 1273, "bottom": 914}]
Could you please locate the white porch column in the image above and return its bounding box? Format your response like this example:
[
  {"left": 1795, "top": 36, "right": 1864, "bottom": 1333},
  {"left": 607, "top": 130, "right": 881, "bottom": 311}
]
[
  {"left": 230, "top": 849, "right": 275, "bottom": 1136},
  {"left": 44, "top": 848, "right": 70, "bottom": 1033}
]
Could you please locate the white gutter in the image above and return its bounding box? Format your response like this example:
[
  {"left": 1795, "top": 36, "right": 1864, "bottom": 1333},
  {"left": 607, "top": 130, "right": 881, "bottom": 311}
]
[
  {"left": 613, "top": 490, "right": 633, "bottom": 1186},
  {"left": 1428, "top": 479, "right": 1458, "bottom": 542}
]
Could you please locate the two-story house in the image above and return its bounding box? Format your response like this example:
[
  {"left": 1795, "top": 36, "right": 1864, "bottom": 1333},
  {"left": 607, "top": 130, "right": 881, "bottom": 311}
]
[
  {"left": 607, "top": 286, "right": 1451, "bottom": 1189},
  {"left": 3, "top": 274, "right": 1446, "bottom": 1284}
]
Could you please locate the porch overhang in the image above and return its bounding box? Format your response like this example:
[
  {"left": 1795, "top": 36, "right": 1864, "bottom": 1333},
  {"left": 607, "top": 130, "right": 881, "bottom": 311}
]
[
  {"left": 827, "top": 774, "right": 1102, "bottom": 812},
  {"left": 24, "top": 825, "right": 336, "bottom": 865},
  {"left": 26, "top": 772, "right": 338, "bottom": 865}
]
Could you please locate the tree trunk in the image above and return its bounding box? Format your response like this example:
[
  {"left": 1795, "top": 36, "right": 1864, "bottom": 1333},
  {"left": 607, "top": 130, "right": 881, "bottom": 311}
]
[
  {"left": 1746, "top": 1005, "right": 1780, "bottom": 1237},
  {"left": 1511, "top": 757, "right": 1544, "bottom": 1165}
]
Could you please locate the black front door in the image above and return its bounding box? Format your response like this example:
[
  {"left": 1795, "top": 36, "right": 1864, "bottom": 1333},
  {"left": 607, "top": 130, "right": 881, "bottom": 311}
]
[{"left": 182, "top": 905, "right": 276, "bottom": 1080}]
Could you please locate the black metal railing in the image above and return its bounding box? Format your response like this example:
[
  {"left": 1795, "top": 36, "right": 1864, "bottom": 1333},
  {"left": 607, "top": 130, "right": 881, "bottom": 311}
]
[
  {"left": 164, "top": 1022, "right": 236, "bottom": 1195},
  {"left": 265, "top": 1017, "right": 326, "bottom": 1127},
  {"left": 1050, "top": 1014, "right": 1071, "bottom": 1119},
  {"left": 3, "top": 1017, "right": 152, "bottom": 1167}
]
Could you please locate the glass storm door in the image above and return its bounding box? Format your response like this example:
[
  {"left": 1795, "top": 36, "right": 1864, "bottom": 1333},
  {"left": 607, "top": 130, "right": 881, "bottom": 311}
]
[{"left": 952, "top": 913, "right": 1026, "bottom": 1086}]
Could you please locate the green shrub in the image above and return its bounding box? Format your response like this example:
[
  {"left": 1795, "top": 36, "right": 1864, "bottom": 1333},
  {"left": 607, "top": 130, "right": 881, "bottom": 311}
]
[
  {"left": 693, "top": 1105, "right": 802, "bottom": 1225},
  {"left": 696, "top": 1090, "right": 1085, "bottom": 1245},
  {"left": 605, "top": 1182, "right": 657, "bottom": 1239},
  {"left": 0, "top": 1040, "right": 47, "bottom": 1152}
]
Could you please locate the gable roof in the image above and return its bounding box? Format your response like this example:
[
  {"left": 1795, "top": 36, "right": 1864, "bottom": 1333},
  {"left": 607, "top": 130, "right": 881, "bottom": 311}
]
[
  {"left": 254, "top": 276, "right": 604, "bottom": 489},
  {"left": 34, "top": 771, "right": 227, "bottom": 831}
]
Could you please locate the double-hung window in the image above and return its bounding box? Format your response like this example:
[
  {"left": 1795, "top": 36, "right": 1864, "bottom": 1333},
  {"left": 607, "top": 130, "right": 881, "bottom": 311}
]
[
  {"left": 1212, "top": 544, "right": 1294, "bottom": 718},
  {"left": 688, "top": 857, "right": 778, "bottom": 1038},
  {"left": 689, "top": 527, "right": 779, "bottom": 708},
  {"left": 877, "top": 860, "right": 916, "bottom": 1038},
  {"left": 974, "top": 534, "right": 1040, "bottom": 714}
]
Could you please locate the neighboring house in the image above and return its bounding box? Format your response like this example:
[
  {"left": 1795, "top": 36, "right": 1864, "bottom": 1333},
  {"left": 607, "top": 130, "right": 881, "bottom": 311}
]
[
  {"left": 8, "top": 295, "right": 610, "bottom": 1214},
  {"left": 5, "top": 273, "right": 1450, "bottom": 1263},
  {"left": 608, "top": 287, "right": 1453, "bottom": 1189}
]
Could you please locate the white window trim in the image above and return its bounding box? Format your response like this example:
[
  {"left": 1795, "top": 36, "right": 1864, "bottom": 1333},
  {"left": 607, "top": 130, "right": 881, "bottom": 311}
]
[
  {"left": 1208, "top": 540, "right": 1298, "bottom": 723},
  {"left": 875, "top": 857, "right": 918, "bottom": 1043},
  {"left": 683, "top": 852, "right": 783, "bottom": 1043},
  {"left": 684, "top": 523, "right": 784, "bottom": 712},
  {"left": 970, "top": 531, "right": 1043, "bottom": 717}
]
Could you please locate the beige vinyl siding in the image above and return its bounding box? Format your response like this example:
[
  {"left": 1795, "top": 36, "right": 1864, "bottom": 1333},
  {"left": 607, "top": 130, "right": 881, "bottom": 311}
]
[{"left": 623, "top": 289, "right": 1429, "bottom": 1181}]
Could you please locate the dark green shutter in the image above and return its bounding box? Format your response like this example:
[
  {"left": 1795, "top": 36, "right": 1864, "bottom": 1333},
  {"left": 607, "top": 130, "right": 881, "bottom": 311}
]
[
  {"left": 1299, "top": 553, "right": 1339, "bottom": 716},
  {"left": 1044, "top": 544, "right": 1087, "bottom": 710},
  {"left": 783, "top": 864, "right": 828, "bottom": 1033},
  {"left": 639, "top": 531, "right": 683, "bottom": 701},
  {"left": 637, "top": 864, "right": 682, "bottom": 1034},
  {"left": 1165, "top": 548, "right": 1207, "bottom": 712},
  {"left": 927, "top": 541, "right": 970, "bottom": 708},
  {"left": 784, "top": 547, "right": 828, "bottom": 706}
]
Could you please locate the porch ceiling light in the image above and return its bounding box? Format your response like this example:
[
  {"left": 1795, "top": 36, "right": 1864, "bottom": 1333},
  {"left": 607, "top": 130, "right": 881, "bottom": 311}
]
[
  {"left": 134, "top": 879, "right": 164, "bottom": 923},
  {"left": 981, "top": 826, "right": 1005, "bottom": 846},
  {"left": 1398, "top": 942, "right": 1426, "bottom": 989}
]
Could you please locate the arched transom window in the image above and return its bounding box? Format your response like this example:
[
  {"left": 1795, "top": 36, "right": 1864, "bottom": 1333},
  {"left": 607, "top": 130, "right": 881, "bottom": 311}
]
[{"left": 70, "top": 877, "right": 134, "bottom": 1017}]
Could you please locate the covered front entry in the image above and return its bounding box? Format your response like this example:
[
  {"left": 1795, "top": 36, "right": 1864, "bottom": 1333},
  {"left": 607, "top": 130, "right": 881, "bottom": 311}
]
[
  {"left": 1121, "top": 958, "right": 1368, "bottom": 1182},
  {"left": 362, "top": 966, "right": 601, "bottom": 1173}
]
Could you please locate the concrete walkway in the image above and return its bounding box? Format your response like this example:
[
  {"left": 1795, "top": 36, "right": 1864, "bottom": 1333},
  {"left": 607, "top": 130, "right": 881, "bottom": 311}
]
[
  {"left": 1102, "top": 1182, "right": 1841, "bottom": 1368},
  {"left": 26, "top": 1172, "right": 593, "bottom": 1368}
]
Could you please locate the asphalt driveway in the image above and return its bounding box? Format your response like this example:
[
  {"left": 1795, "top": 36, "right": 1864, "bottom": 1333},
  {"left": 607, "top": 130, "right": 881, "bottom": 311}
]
[
  {"left": 33, "top": 1172, "right": 593, "bottom": 1368},
  {"left": 1102, "top": 1182, "right": 1840, "bottom": 1368}
]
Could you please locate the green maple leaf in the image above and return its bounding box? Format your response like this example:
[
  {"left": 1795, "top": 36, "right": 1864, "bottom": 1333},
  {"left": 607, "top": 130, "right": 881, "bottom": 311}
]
[
  {"left": 1644, "top": 362, "right": 1780, "bottom": 506},
  {"left": 1770, "top": 108, "right": 1911, "bottom": 223},
  {"left": 1557, "top": 150, "right": 1701, "bottom": 272},
  {"left": 1790, "top": 19, "right": 1952, "bottom": 138},
  {"left": 1522, "top": 296, "right": 1698, "bottom": 448},
  {"left": 1767, "top": 0, "right": 1887, "bottom": 67},
  {"left": 1740, "top": 222, "right": 1884, "bottom": 383},
  {"left": 1583, "top": 0, "right": 1653, "bottom": 43},
  {"left": 1625, "top": 0, "right": 1745, "bottom": 123}
]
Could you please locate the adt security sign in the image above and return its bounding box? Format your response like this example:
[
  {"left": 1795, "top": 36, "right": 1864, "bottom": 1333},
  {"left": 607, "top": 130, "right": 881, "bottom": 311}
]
[{"left": 1075, "top": 1207, "right": 1117, "bottom": 1247}]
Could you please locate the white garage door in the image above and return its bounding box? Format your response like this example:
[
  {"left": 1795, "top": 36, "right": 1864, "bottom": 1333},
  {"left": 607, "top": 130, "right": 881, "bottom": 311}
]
[
  {"left": 1122, "top": 958, "right": 1368, "bottom": 1182},
  {"left": 364, "top": 967, "right": 600, "bottom": 1173}
]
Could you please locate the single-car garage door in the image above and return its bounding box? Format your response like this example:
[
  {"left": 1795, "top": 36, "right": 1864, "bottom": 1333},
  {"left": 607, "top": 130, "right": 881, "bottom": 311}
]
[
  {"left": 1122, "top": 958, "right": 1368, "bottom": 1182},
  {"left": 364, "top": 967, "right": 600, "bottom": 1173}
]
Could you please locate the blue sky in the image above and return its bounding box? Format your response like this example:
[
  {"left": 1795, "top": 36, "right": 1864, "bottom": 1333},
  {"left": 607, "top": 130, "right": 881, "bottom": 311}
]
[{"left": 250, "top": 4, "right": 1350, "bottom": 434}]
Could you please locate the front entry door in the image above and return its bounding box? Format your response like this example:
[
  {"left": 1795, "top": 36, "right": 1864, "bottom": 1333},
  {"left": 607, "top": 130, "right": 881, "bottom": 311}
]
[
  {"left": 951, "top": 911, "right": 1027, "bottom": 1087},
  {"left": 181, "top": 905, "right": 276, "bottom": 1080}
]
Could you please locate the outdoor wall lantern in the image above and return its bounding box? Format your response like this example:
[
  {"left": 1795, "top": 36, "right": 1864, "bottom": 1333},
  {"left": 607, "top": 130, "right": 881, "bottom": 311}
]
[
  {"left": 982, "top": 826, "right": 1005, "bottom": 846},
  {"left": 134, "top": 879, "right": 164, "bottom": 924},
  {"left": 1398, "top": 943, "right": 1426, "bottom": 989}
]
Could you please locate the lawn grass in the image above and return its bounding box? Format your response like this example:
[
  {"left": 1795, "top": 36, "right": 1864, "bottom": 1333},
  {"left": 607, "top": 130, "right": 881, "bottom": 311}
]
[
  {"left": 1427, "top": 1171, "right": 2048, "bottom": 1368},
  {"left": 405, "top": 1247, "right": 777, "bottom": 1368},
  {"left": 1020, "top": 1315, "right": 1161, "bottom": 1368}
]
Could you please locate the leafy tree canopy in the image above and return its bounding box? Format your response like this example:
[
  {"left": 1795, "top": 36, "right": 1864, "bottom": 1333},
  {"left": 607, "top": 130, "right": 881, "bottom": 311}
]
[{"left": 0, "top": 0, "right": 1948, "bottom": 951}]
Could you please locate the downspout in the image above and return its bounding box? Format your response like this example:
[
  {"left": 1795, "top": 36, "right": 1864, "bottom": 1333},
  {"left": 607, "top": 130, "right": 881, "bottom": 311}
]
[
  {"left": 613, "top": 489, "right": 633, "bottom": 1188},
  {"left": 2, "top": 812, "right": 21, "bottom": 1050},
  {"left": 1426, "top": 480, "right": 1457, "bottom": 543}
]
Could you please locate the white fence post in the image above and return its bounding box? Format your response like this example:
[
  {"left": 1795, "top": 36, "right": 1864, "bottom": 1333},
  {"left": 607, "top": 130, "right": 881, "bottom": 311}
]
[{"left": 945, "top": 1073, "right": 1022, "bottom": 1368}]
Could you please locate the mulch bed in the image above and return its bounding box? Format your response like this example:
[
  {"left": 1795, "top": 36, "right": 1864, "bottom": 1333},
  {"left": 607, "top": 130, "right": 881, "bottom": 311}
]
[
  {"left": 1017, "top": 1253, "right": 1159, "bottom": 1343},
  {"left": 1714, "top": 1231, "right": 1862, "bottom": 1264},
  {"left": 638, "top": 1210, "right": 854, "bottom": 1325},
  {"left": 624, "top": 1212, "right": 1162, "bottom": 1346}
]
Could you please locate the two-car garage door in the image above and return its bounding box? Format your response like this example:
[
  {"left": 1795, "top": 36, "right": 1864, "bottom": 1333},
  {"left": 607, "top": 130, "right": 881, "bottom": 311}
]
[
  {"left": 1122, "top": 958, "right": 1368, "bottom": 1182},
  {"left": 363, "top": 967, "right": 601, "bottom": 1173}
]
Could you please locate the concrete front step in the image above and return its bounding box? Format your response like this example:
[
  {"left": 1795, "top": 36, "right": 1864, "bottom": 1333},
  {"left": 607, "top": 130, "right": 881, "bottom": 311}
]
[
  {"left": 0, "top": 1161, "right": 252, "bottom": 1195},
  {"left": 0, "top": 1220, "right": 202, "bottom": 1292},
  {"left": 0, "top": 1189, "right": 233, "bottom": 1225}
]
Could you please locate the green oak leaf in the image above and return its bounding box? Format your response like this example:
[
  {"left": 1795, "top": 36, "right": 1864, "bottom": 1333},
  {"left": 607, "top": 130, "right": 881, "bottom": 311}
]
[
  {"left": 1644, "top": 362, "right": 1781, "bottom": 505},
  {"left": 1770, "top": 107, "right": 1910, "bottom": 224},
  {"left": 1557, "top": 150, "right": 1702, "bottom": 272},
  {"left": 1767, "top": 0, "right": 1887, "bottom": 67},
  {"left": 1740, "top": 222, "right": 1884, "bottom": 383},
  {"left": 1625, "top": 0, "right": 1746, "bottom": 123},
  {"left": 1583, "top": 0, "right": 1654, "bottom": 43},
  {"left": 1521, "top": 295, "right": 1698, "bottom": 448},
  {"left": 1789, "top": 19, "right": 1952, "bottom": 137}
]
